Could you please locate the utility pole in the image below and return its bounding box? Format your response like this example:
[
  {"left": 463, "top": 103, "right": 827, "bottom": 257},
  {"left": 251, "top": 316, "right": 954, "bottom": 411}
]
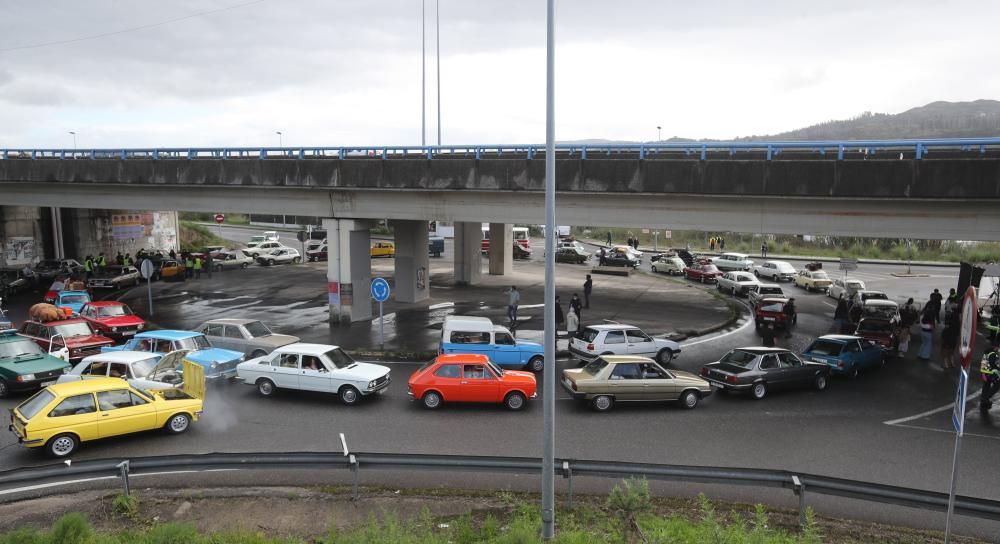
[
  {"left": 421, "top": 0, "right": 426, "bottom": 146},
  {"left": 541, "top": 0, "right": 556, "bottom": 539},
  {"left": 436, "top": 0, "right": 441, "bottom": 146}
]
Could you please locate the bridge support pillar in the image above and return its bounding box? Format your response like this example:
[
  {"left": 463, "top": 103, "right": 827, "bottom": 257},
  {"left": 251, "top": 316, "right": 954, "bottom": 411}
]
[
  {"left": 323, "top": 218, "right": 373, "bottom": 324},
  {"left": 393, "top": 220, "right": 430, "bottom": 303},
  {"left": 454, "top": 222, "right": 482, "bottom": 286},
  {"left": 488, "top": 223, "right": 513, "bottom": 276}
]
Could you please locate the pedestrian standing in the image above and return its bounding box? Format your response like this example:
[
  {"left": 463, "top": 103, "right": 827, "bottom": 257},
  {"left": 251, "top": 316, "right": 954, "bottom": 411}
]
[
  {"left": 570, "top": 293, "right": 582, "bottom": 330},
  {"left": 566, "top": 307, "right": 579, "bottom": 338},
  {"left": 606, "top": 231, "right": 612, "bottom": 246},
  {"left": 169, "top": 249, "right": 177, "bottom": 260},
  {"left": 783, "top": 298, "right": 797, "bottom": 338},
  {"left": 97, "top": 253, "right": 107, "bottom": 275},
  {"left": 917, "top": 308, "right": 936, "bottom": 360},
  {"left": 898, "top": 298, "right": 916, "bottom": 354},
  {"left": 122, "top": 253, "right": 131, "bottom": 268},
  {"left": 583, "top": 274, "right": 593, "bottom": 309},
  {"left": 205, "top": 252, "right": 214, "bottom": 279},
  {"left": 980, "top": 350, "right": 1000, "bottom": 412},
  {"left": 115, "top": 252, "right": 124, "bottom": 266},
  {"left": 504, "top": 286, "right": 520, "bottom": 325},
  {"left": 761, "top": 242, "right": 768, "bottom": 258},
  {"left": 761, "top": 322, "right": 776, "bottom": 347},
  {"left": 598, "top": 247, "right": 607, "bottom": 266},
  {"left": 185, "top": 255, "right": 194, "bottom": 279},
  {"left": 83, "top": 255, "right": 93, "bottom": 280},
  {"left": 719, "top": 236, "right": 725, "bottom": 250},
  {"left": 554, "top": 295, "right": 564, "bottom": 335},
  {"left": 194, "top": 256, "right": 203, "bottom": 279},
  {"left": 633, "top": 237, "right": 639, "bottom": 250},
  {"left": 834, "top": 294, "right": 848, "bottom": 333},
  {"left": 941, "top": 312, "right": 959, "bottom": 369},
  {"left": 710, "top": 237, "right": 716, "bottom": 251}
]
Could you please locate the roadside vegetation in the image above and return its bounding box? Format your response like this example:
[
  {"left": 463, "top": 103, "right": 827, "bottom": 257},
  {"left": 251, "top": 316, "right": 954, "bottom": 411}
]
[
  {"left": 579, "top": 227, "right": 1000, "bottom": 263},
  {"left": 179, "top": 212, "right": 251, "bottom": 225},
  {"left": 178, "top": 221, "right": 230, "bottom": 252}
]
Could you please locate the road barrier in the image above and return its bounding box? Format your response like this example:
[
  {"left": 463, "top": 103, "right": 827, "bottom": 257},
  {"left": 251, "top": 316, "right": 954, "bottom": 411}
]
[{"left": 1, "top": 451, "right": 998, "bottom": 525}]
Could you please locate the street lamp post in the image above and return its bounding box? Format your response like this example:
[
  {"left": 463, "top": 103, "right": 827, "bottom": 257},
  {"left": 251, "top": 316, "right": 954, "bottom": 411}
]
[
  {"left": 436, "top": 0, "right": 441, "bottom": 146},
  {"left": 656, "top": 126, "right": 661, "bottom": 142},
  {"left": 68, "top": 131, "right": 77, "bottom": 152},
  {"left": 541, "top": 0, "right": 556, "bottom": 539},
  {"left": 421, "top": 0, "right": 426, "bottom": 146},
  {"left": 275, "top": 131, "right": 283, "bottom": 147}
]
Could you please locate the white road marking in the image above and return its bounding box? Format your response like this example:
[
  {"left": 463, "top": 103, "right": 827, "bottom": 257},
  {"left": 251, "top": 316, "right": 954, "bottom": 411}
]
[
  {"left": 821, "top": 301, "right": 837, "bottom": 309},
  {"left": 883, "top": 390, "right": 982, "bottom": 425},
  {"left": 428, "top": 302, "right": 455, "bottom": 310},
  {"left": 680, "top": 317, "right": 754, "bottom": 348},
  {"left": 887, "top": 422, "right": 1000, "bottom": 442}
]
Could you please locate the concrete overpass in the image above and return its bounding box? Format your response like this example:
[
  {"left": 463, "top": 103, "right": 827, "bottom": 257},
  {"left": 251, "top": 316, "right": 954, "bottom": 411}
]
[{"left": 3, "top": 138, "right": 1000, "bottom": 322}]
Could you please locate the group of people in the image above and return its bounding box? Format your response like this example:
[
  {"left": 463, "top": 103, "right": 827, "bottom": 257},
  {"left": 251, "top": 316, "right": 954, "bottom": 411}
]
[
  {"left": 81, "top": 253, "right": 109, "bottom": 279},
  {"left": 504, "top": 274, "right": 594, "bottom": 338},
  {"left": 708, "top": 236, "right": 726, "bottom": 251}
]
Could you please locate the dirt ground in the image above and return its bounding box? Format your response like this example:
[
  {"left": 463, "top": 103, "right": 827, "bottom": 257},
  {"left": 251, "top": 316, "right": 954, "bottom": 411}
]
[{"left": 0, "top": 486, "right": 988, "bottom": 543}]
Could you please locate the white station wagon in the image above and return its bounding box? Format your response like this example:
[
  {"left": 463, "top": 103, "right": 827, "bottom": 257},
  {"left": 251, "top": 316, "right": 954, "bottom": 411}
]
[
  {"left": 713, "top": 253, "right": 754, "bottom": 271},
  {"left": 570, "top": 324, "right": 681, "bottom": 365},
  {"left": 236, "top": 343, "right": 390, "bottom": 405}
]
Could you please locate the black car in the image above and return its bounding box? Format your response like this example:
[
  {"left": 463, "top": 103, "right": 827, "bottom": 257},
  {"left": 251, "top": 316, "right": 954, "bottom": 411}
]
[
  {"left": 699, "top": 347, "right": 829, "bottom": 400},
  {"left": 34, "top": 259, "right": 84, "bottom": 280},
  {"left": 598, "top": 249, "right": 638, "bottom": 268},
  {"left": 555, "top": 247, "right": 589, "bottom": 264}
]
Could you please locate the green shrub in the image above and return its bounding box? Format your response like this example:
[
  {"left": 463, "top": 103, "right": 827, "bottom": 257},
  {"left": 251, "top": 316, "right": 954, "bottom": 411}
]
[
  {"left": 111, "top": 493, "right": 138, "bottom": 519},
  {"left": 48, "top": 513, "right": 94, "bottom": 544},
  {"left": 0, "top": 527, "right": 45, "bottom": 544},
  {"left": 148, "top": 523, "right": 200, "bottom": 544}
]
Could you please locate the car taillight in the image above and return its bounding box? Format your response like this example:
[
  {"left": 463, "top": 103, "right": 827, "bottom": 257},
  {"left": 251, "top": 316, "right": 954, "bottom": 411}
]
[
  {"left": 699, "top": 367, "right": 708, "bottom": 377},
  {"left": 587, "top": 344, "right": 594, "bottom": 351},
  {"left": 726, "top": 375, "right": 738, "bottom": 384},
  {"left": 837, "top": 362, "right": 844, "bottom": 368}
]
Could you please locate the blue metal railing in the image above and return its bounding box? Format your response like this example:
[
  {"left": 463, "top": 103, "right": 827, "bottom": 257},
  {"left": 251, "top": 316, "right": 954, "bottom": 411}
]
[{"left": 2, "top": 137, "right": 999, "bottom": 162}]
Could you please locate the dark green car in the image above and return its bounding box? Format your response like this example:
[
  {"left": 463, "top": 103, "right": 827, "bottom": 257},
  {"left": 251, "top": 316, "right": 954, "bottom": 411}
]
[{"left": 0, "top": 330, "right": 71, "bottom": 398}]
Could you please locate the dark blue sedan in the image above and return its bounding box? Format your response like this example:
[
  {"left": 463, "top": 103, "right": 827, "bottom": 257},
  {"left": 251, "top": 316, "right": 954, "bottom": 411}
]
[{"left": 800, "top": 335, "right": 885, "bottom": 379}]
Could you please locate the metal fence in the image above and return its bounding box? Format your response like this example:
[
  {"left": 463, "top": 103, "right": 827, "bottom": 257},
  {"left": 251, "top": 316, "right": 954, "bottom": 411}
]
[
  {"left": 0, "top": 451, "right": 998, "bottom": 525},
  {"left": 3, "top": 137, "right": 1000, "bottom": 162}
]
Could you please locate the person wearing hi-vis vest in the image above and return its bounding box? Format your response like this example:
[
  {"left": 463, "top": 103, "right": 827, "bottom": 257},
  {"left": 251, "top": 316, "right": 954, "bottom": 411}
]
[
  {"left": 185, "top": 256, "right": 194, "bottom": 279},
  {"left": 981, "top": 349, "right": 1000, "bottom": 412},
  {"left": 193, "top": 256, "right": 203, "bottom": 279}
]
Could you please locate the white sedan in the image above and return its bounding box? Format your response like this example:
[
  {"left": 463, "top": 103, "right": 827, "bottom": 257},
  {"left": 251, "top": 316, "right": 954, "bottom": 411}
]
[
  {"left": 716, "top": 271, "right": 760, "bottom": 296},
  {"left": 56, "top": 350, "right": 187, "bottom": 390},
  {"left": 256, "top": 247, "right": 301, "bottom": 266},
  {"left": 236, "top": 343, "right": 390, "bottom": 405},
  {"left": 753, "top": 260, "right": 797, "bottom": 282}
]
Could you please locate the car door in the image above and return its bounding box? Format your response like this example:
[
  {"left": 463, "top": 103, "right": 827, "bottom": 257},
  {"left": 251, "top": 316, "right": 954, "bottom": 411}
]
[
  {"left": 601, "top": 331, "right": 628, "bottom": 355},
  {"left": 776, "top": 352, "right": 811, "bottom": 387},
  {"left": 607, "top": 362, "right": 643, "bottom": 400},
  {"left": 45, "top": 393, "right": 100, "bottom": 441},
  {"left": 758, "top": 354, "right": 782, "bottom": 386},
  {"left": 638, "top": 362, "right": 676, "bottom": 400},
  {"left": 223, "top": 325, "right": 249, "bottom": 354},
  {"left": 455, "top": 364, "right": 499, "bottom": 403},
  {"left": 860, "top": 340, "right": 883, "bottom": 367},
  {"left": 96, "top": 389, "right": 157, "bottom": 438},
  {"left": 271, "top": 352, "right": 302, "bottom": 389},
  {"left": 201, "top": 323, "right": 227, "bottom": 349},
  {"left": 492, "top": 332, "right": 522, "bottom": 367},
  {"left": 298, "top": 355, "right": 335, "bottom": 393},
  {"left": 625, "top": 329, "right": 657, "bottom": 357},
  {"left": 843, "top": 340, "right": 863, "bottom": 369}
]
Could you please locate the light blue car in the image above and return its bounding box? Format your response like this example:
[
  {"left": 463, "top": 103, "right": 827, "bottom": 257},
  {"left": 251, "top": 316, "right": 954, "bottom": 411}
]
[
  {"left": 55, "top": 291, "right": 92, "bottom": 315},
  {"left": 439, "top": 316, "right": 545, "bottom": 371},
  {"left": 800, "top": 335, "right": 885, "bottom": 379},
  {"left": 102, "top": 330, "right": 243, "bottom": 379}
]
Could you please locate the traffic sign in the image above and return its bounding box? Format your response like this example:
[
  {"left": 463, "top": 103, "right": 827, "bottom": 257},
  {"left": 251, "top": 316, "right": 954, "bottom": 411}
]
[
  {"left": 139, "top": 259, "right": 155, "bottom": 317},
  {"left": 139, "top": 259, "right": 154, "bottom": 279},
  {"left": 214, "top": 214, "right": 225, "bottom": 224},
  {"left": 370, "top": 277, "right": 390, "bottom": 302},
  {"left": 958, "top": 286, "right": 978, "bottom": 368},
  {"left": 839, "top": 258, "right": 858, "bottom": 271},
  {"left": 952, "top": 369, "right": 968, "bottom": 435}
]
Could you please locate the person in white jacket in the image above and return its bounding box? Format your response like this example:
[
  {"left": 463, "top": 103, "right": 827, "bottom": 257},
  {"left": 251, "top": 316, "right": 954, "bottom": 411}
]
[{"left": 566, "top": 307, "right": 579, "bottom": 338}]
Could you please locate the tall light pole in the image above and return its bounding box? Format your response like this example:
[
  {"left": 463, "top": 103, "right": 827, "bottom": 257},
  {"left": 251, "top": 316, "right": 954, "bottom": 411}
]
[
  {"left": 541, "top": 0, "right": 556, "bottom": 539},
  {"left": 275, "top": 131, "right": 283, "bottom": 147},
  {"left": 421, "top": 0, "right": 426, "bottom": 146},
  {"left": 68, "top": 131, "right": 77, "bottom": 151},
  {"left": 656, "top": 126, "right": 661, "bottom": 142},
  {"left": 436, "top": 0, "right": 441, "bottom": 146}
]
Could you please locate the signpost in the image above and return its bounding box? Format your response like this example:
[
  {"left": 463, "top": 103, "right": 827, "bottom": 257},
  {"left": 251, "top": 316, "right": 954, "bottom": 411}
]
[
  {"left": 139, "top": 259, "right": 155, "bottom": 317},
  {"left": 839, "top": 258, "right": 858, "bottom": 284},
  {"left": 944, "top": 286, "right": 978, "bottom": 544},
  {"left": 370, "top": 278, "right": 390, "bottom": 349},
  {"left": 214, "top": 214, "right": 225, "bottom": 238}
]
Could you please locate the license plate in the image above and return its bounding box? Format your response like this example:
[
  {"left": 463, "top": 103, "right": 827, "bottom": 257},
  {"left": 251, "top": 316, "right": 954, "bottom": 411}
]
[
  {"left": 709, "top": 380, "right": 726, "bottom": 389},
  {"left": 377, "top": 387, "right": 388, "bottom": 395},
  {"left": 40, "top": 381, "right": 54, "bottom": 387},
  {"left": 763, "top": 317, "right": 775, "bottom": 321},
  {"left": 122, "top": 331, "right": 136, "bottom": 336}
]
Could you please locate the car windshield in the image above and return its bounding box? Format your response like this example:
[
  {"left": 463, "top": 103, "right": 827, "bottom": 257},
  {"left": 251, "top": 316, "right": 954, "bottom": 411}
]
[
  {"left": 580, "top": 328, "right": 601, "bottom": 343},
  {"left": 0, "top": 338, "right": 45, "bottom": 359},
  {"left": 582, "top": 358, "right": 608, "bottom": 375},
  {"left": 243, "top": 321, "right": 272, "bottom": 338},
  {"left": 176, "top": 335, "right": 211, "bottom": 350},
  {"left": 54, "top": 322, "right": 93, "bottom": 338},
  {"left": 487, "top": 361, "right": 504, "bottom": 377},
  {"left": 324, "top": 348, "right": 355, "bottom": 369},
  {"left": 702, "top": 265, "right": 719, "bottom": 273},
  {"left": 847, "top": 282, "right": 864, "bottom": 289},
  {"left": 807, "top": 340, "right": 844, "bottom": 356},
  {"left": 61, "top": 294, "right": 90, "bottom": 304},
  {"left": 777, "top": 263, "right": 795, "bottom": 272},
  {"left": 760, "top": 302, "right": 784, "bottom": 312},
  {"left": 132, "top": 357, "right": 161, "bottom": 377},
  {"left": 811, "top": 271, "right": 830, "bottom": 279},
  {"left": 864, "top": 292, "right": 888, "bottom": 300},
  {"left": 719, "top": 350, "right": 758, "bottom": 368},
  {"left": 17, "top": 389, "right": 55, "bottom": 420},
  {"left": 761, "top": 288, "right": 782, "bottom": 295},
  {"left": 98, "top": 305, "right": 131, "bottom": 317}
]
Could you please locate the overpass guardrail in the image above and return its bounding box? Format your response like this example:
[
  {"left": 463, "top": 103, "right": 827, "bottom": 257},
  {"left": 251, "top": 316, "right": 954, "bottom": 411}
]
[
  {"left": 0, "top": 451, "right": 998, "bottom": 525},
  {"left": 3, "top": 137, "right": 1000, "bottom": 162}
]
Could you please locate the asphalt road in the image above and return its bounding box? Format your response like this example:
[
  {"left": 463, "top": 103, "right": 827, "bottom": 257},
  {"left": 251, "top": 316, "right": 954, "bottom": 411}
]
[{"left": 1, "top": 240, "right": 998, "bottom": 539}]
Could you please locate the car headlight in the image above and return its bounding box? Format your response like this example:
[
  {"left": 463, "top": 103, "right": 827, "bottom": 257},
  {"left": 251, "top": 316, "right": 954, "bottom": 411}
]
[
  {"left": 111, "top": 327, "right": 118, "bottom": 333},
  {"left": 17, "top": 374, "right": 36, "bottom": 382},
  {"left": 368, "top": 380, "right": 376, "bottom": 389},
  {"left": 210, "top": 362, "right": 219, "bottom": 369},
  {"left": 137, "top": 323, "right": 144, "bottom": 330}
]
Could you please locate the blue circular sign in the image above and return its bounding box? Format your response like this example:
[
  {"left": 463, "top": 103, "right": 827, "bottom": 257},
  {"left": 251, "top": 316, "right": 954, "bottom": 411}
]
[{"left": 370, "top": 278, "right": 390, "bottom": 302}]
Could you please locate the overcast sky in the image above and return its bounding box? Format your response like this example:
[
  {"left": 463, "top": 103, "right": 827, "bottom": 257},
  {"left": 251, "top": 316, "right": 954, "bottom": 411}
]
[{"left": 1, "top": 0, "right": 997, "bottom": 148}]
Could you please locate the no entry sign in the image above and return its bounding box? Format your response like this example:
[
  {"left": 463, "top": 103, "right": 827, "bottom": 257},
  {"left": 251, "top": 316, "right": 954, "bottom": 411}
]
[
  {"left": 958, "top": 286, "right": 978, "bottom": 369},
  {"left": 214, "top": 214, "right": 225, "bottom": 224}
]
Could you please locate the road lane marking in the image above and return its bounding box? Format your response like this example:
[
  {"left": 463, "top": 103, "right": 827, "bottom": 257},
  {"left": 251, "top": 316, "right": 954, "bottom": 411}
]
[
  {"left": 883, "top": 390, "right": 982, "bottom": 425},
  {"left": 821, "top": 301, "right": 836, "bottom": 309},
  {"left": 681, "top": 318, "right": 753, "bottom": 348},
  {"left": 887, "top": 422, "right": 1000, "bottom": 442}
]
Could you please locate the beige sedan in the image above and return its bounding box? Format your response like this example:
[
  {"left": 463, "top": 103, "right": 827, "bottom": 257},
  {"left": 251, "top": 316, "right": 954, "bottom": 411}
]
[
  {"left": 561, "top": 355, "right": 712, "bottom": 412},
  {"left": 794, "top": 270, "right": 833, "bottom": 292}
]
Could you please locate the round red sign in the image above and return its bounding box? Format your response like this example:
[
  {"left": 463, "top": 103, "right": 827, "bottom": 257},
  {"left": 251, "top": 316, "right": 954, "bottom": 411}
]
[
  {"left": 958, "top": 286, "right": 978, "bottom": 369},
  {"left": 214, "top": 214, "right": 225, "bottom": 224}
]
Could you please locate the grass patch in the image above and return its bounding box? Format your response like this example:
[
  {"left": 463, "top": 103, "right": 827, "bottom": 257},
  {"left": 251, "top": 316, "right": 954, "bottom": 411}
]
[{"left": 179, "top": 221, "right": 231, "bottom": 252}]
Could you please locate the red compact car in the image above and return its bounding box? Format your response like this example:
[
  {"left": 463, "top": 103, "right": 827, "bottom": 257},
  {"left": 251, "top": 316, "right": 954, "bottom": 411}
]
[
  {"left": 17, "top": 319, "right": 114, "bottom": 362},
  {"left": 683, "top": 262, "right": 723, "bottom": 283},
  {"left": 77, "top": 301, "right": 146, "bottom": 343},
  {"left": 754, "top": 298, "right": 795, "bottom": 330},
  {"left": 408, "top": 353, "right": 537, "bottom": 411},
  {"left": 855, "top": 318, "right": 899, "bottom": 356}
]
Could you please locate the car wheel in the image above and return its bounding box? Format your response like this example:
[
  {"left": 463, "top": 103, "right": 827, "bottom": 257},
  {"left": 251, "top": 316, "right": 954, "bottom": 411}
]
[
  {"left": 700, "top": 276, "right": 705, "bottom": 284},
  {"left": 165, "top": 413, "right": 191, "bottom": 434},
  {"left": 339, "top": 385, "right": 361, "bottom": 405},
  {"left": 528, "top": 356, "right": 544, "bottom": 372},
  {"left": 730, "top": 286, "right": 737, "bottom": 296},
  {"left": 257, "top": 378, "right": 277, "bottom": 397},
  {"left": 754, "top": 270, "right": 760, "bottom": 277},
  {"left": 250, "top": 349, "right": 267, "bottom": 359},
  {"left": 504, "top": 391, "right": 526, "bottom": 411},
  {"left": 716, "top": 283, "right": 723, "bottom": 291},
  {"left": 590, "top": 395, "right": 614, "bottom": 412},
  {"left": 0, "top": 379, "right": 8, "bottom": 398},
  {"left": 651, "top": 265, "right": 657, "bottom": 273},
  {"left": 241, "top": 263, "right": 249, "bottom": 269},
  {"left": 292, "top": 257, "right": 301, "bottom": 264},
  {"left": 216, "top": 265, "right": 224, "bottom": 272},
  {"left": 848, "top": 366, "right": 860, "bottom": 379},
  {"left": 268, "top": 259, "right": 275, "bottom": 266},
  {"left": 422, "top": 391, "right": 442, "bottom": 409},
  {"left": 751, "top": 382, "right": 767, "bottom": 400},
  {"left": 680, "top": 390, "right": 699, "bottom": 410},
  {"left": 46, "top": 434, "right": 79, "bottom": 458},
  {"left": 814, "top": 374, "right": 828, "bottom": 391},
  {"left": 656, "top": 349, "right": 674, "bottom": 365}
]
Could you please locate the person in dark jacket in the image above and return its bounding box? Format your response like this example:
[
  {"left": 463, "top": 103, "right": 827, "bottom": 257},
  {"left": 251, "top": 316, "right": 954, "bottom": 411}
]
[
  {"left": 783, "top": 298, "right": 797, "bottom": 338},
  {"left": 583, "top": 274, "right": 593, "bottom": 309},
  {"left": 761, "top": 322, "right": 776, "bottom": 347},
  {"left": 554, "top": 295, "right": 564, "bottom": 334},
  {"left": 834, "top": 295, "right": 849, "bottom": 333}
]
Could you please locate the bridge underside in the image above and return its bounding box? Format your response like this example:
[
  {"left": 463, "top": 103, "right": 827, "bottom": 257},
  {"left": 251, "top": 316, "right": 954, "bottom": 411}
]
[{"left": 1, "top": 182, "right": 994, "bottom": 240}]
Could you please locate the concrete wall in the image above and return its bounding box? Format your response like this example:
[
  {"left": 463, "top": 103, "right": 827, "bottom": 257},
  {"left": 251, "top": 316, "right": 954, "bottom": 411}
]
[
  {"left": 52, "top": 209, "right": 179, "bottom": 261},
  {"left": 0, "top": 206, "right": 47, "bottom": 269}
]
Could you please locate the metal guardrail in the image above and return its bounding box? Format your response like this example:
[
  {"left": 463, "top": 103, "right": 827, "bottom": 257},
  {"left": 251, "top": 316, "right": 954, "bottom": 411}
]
[
  {"left": 0, "top": 451, "right": 998, "bottom": 525},
  {"left": 2, "top": 137, "right": 1000, "bottom": 162}
]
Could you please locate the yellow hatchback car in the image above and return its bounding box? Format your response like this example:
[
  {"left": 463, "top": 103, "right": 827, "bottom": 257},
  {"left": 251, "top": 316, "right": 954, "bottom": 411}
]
[
  {"left": 370, "top": 241, "right": 396, "bottom": 258},
  {"left": 9, "top": 361, "right": 204, "bottom": 458}
]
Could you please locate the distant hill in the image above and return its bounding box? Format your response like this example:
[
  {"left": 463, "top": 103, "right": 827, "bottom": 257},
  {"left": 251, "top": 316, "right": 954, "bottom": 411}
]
[{"left": 739, "top": 100, "right": 1000, "bottom": 141}]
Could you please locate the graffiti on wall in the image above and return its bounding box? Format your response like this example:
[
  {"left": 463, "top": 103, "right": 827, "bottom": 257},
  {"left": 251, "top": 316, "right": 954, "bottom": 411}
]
[{"left": 4, "top": 237, "right": 35, "bottom": 266}]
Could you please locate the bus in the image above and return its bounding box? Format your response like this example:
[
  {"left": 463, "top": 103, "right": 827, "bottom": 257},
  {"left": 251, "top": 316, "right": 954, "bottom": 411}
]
[{"left": 481, "top": 226, "right": 530, "bottom": 253}]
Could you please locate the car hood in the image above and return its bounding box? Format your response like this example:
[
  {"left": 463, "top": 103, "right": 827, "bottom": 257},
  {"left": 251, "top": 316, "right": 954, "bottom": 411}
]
[
  {"left": 500, "top": 369, "right": 537, "bottom": 385},
  {"left": 515, "top": 339, "right": 542, "bottom": 350},
  {"left": 673, "top": 370, "right": 709, "bottom": 384},
  {"left": 338, "top": 362, "right": 390, "bottom": 381},
  {"left": 0, "top": 355, "right": 69, "bottom": 374},
  {"left": 94, "top": 316, "right": 145, "bottom": 327},
  {"left": 256, "top": 334, "right": 300, "bottom": 347},
  {"left": 187, "top": 348, "right": 243, "bottom": 364},
  {"left": 66, "top": 335, "right": 113, "bottom": 348},
  {"left": 653, "top": 338, "right": 681, "bottom": 351}
]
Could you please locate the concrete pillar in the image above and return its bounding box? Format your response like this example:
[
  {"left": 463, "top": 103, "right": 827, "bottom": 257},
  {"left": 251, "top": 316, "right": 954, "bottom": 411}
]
[
  {"left": 488, "top": 223, "right": 513, "bottom": 275},
  {"left": 0, "top": 206, "right": 46, "bottom": 268},
  {"left": 393, "top": 220, "right": 430, "bottom": 303},
  {"left": 454, "top": 222, "right": 483, "bottom": 285},
  {"left": 323, "top": 218, "right": 373, "bottom": 324}
]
